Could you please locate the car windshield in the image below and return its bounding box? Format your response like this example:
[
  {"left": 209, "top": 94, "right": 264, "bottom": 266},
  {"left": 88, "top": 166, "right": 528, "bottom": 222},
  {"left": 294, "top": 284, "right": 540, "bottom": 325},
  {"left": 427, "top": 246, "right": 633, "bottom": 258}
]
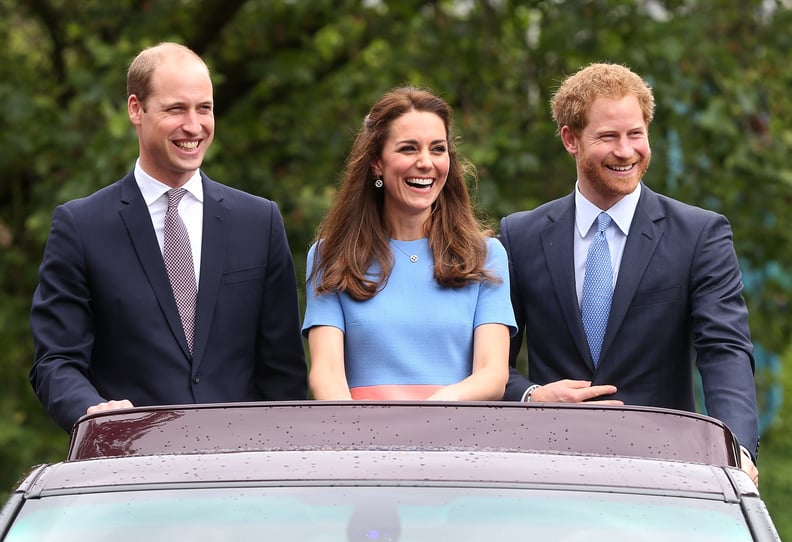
[{"left": 5, "top": 486, "right": 752, "bottom": 542}]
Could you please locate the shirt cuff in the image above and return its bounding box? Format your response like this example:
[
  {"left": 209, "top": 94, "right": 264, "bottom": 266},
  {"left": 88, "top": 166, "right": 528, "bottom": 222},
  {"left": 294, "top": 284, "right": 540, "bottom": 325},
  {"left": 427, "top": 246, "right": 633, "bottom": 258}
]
[
  {"left": 739, "top": 445, "right": 756, "bottom": 464},
  {"left": 521, "top": 384, "right": 541, "bottom": 402}
]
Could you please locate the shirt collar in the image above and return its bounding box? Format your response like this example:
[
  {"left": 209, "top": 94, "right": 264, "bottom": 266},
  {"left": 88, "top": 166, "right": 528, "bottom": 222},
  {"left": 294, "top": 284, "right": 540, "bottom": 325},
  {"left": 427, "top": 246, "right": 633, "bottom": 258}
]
[
  {"left": 134, "top": 159, "right": 205, "bottom": 205},
  {"left": 575, "top": 181, "right": 641, "bottom": 238}
]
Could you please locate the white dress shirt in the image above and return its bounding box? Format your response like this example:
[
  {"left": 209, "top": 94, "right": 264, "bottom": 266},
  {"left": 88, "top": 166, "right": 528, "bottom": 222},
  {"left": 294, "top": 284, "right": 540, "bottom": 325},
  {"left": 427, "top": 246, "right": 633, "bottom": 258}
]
[
  {"left": 573, "top": 182, "right": 641, "bottom": 308},
  {"left": 134, "top": 159, "right": 204, "bottom": 285}
]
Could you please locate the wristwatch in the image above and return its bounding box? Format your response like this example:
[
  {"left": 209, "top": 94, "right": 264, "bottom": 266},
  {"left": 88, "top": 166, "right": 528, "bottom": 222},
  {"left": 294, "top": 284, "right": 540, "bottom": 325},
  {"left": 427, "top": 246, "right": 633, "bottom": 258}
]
[{"left": 524, "top": 384, "right": 541, "bottom": 402}]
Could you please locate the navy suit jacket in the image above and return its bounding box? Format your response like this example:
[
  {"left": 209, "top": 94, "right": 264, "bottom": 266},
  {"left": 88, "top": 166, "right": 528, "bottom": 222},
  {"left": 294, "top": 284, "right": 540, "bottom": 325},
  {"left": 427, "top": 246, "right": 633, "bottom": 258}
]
[
  {"left": 498, "top": 184, "right": 759, "bottom": 457},
  {"left": 30, "top": 171, "right": 307, "bottom": 432}
]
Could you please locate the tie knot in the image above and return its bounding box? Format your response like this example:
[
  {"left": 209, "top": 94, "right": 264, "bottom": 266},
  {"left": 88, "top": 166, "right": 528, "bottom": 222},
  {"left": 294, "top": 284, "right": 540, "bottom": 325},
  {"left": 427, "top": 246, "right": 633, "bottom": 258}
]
[
  {"left": 597, "top": 212, "right": 612, "bottom": 233},
  {"left": 167, "top": 188, "right": 188, "bottom": 210}
]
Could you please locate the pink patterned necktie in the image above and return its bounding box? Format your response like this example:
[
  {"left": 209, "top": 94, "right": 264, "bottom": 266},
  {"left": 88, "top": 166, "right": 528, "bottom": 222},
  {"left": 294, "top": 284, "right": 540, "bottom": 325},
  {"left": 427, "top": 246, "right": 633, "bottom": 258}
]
[{"left": 163, "top": 188, "right": 197, "bottom": 353}]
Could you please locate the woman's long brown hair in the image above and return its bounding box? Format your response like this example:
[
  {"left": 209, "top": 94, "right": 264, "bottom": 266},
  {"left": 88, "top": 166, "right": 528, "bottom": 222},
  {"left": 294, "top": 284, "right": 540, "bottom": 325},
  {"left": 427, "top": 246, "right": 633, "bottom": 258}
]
[{"left": 310, "top": 86, "right": 497, "bottom": 301}]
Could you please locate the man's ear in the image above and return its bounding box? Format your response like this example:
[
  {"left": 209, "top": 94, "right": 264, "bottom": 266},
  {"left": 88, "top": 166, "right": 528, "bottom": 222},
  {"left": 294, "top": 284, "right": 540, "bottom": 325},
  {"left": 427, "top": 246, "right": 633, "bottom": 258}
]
[
  {"left": 128, "top": 95, "right": 143, "bottom": 126},
  {"left": 560, "top": 126, "right": 579, "bottom": 156}
]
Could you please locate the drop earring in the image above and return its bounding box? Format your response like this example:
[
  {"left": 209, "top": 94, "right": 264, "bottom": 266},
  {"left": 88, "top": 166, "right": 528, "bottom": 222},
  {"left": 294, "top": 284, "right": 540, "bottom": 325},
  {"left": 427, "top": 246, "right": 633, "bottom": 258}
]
[{"left": 374, "top": 175, "right": 383, "bottom": 188}]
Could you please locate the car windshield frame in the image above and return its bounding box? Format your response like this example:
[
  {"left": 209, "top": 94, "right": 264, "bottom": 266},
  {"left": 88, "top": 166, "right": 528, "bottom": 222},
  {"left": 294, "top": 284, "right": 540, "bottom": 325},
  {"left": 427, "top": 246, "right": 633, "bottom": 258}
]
[{"left": 3, "top": 484, "right": 756, "bottom": 542}]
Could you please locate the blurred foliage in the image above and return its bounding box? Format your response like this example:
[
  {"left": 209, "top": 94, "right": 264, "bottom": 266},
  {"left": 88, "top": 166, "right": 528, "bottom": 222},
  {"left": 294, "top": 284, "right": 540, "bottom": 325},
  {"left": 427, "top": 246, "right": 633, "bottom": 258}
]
[
  {"left": 1, "top": 0, "right": 790, "bottom": 535},
  {"left": 758, "top": 339, "right": 792, "bottom": 537}
]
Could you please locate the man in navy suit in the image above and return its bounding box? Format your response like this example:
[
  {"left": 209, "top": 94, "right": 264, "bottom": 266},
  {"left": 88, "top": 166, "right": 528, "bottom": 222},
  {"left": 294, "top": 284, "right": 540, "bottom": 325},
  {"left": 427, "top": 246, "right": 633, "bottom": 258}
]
[
  {"left": 498, "top": 63, "right": 759, "bottom": 483},
  {"left": 30, "top": 42, "right": 307, "bottom": 433}
]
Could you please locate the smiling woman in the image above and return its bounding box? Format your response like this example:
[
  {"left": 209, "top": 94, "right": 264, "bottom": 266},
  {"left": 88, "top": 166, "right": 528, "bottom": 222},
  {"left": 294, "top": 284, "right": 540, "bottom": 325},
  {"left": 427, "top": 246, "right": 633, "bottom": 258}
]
[
  {"left": 372, "top": 109, "right": 449, "bottom": 228},
  {"left": 302, "top": 86, "right": 516, "bottom": 403}
]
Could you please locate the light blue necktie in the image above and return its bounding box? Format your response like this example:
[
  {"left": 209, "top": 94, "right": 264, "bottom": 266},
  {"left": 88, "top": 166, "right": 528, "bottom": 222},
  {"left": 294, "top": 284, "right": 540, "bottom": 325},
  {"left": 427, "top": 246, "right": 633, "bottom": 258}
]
[{"left": 581, "top": 212, "right": 613, "bottom": 367}]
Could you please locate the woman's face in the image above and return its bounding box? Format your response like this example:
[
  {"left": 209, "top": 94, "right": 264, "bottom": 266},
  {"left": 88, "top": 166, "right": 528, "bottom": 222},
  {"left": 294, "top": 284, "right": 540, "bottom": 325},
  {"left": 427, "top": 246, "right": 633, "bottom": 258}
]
[{"left": 372, "top": 110, "right": 449, "bottom": 230}]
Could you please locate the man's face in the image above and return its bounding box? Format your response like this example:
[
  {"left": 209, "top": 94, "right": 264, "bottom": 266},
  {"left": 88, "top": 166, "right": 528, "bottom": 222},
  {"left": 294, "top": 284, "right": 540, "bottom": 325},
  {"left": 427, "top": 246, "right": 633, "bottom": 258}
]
[
  {"left": 128, "top": 55, "right": 214, "bottom": 188},
  {"left": 562, "top": 95, "right": 651, "bottom": 209}
]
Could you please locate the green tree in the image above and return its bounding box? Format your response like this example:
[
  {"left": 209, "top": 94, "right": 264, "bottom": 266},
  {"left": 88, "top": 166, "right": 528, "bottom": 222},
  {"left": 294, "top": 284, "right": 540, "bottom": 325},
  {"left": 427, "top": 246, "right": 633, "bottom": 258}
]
[{"left": 2, "top": 0, "right": 790, "bottom": 535}]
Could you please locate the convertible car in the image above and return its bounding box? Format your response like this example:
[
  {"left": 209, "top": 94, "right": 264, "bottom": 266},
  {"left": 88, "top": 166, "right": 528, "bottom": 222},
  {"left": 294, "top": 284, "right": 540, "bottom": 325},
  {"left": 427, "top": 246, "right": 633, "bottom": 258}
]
[{"left": 0, "top": 401, "right": 780, "bottom": 541}]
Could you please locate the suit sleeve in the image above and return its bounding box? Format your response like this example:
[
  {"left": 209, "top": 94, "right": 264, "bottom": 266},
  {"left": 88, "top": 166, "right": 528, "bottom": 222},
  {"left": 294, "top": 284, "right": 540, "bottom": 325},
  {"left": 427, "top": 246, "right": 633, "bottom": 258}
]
[
  {"left": 498, "top": 215, "right": 536, "bottom": 401},
  {"left": 29, "top": 204, "right": 106, "bottom": 432},
  {"left": 254, "top": 202, "right": 308, "bottom": 400},
  {"left": 691, "top": 213, "right": 759, "bottom": 459}
]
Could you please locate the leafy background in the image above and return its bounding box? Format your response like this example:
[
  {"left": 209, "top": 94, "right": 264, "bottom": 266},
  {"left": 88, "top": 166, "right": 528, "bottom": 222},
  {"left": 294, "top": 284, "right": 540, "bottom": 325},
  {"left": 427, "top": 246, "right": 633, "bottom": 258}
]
[{"left": 1, "top": 0, "right": 790, "bottom": 536}]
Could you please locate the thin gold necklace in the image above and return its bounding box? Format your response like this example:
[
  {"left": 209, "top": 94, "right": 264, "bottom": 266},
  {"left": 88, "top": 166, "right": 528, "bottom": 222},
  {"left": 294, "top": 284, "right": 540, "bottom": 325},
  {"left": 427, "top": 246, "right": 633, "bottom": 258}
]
[{"left": 390, "top": 239, "right": 421, "bottom": 263}]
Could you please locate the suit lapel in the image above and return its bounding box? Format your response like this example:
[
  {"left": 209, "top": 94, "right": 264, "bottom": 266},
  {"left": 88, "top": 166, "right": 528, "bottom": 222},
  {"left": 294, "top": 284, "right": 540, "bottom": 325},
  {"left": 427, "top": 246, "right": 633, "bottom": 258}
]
[
  {"left": 600, "top": 185, "right": 664, "bottom": 361},
  {"left": 541, "top": 193, "right": 593, "bottom": 367},
  {"left": 192, "top": 175, "right": 227, "bottom": 369},
  {"left": 118, "top": 173, "right": 192, "bottom": 357}
]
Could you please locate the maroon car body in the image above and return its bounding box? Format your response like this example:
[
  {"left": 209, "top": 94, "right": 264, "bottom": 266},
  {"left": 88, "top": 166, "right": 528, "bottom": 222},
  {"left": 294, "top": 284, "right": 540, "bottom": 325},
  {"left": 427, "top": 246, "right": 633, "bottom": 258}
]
[
  {"left": 0, "top": 402, "right": 780, "bottom": 541},
  {"left": 68, "top": 401, "right": 740, "bottom": 463}
]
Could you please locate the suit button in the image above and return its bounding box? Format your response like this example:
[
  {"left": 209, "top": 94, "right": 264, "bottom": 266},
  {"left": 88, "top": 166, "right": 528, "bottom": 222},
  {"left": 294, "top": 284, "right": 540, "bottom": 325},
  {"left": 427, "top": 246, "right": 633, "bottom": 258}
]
[{"left": 192, "top": 376, "right": 200, "bottom": 384}]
